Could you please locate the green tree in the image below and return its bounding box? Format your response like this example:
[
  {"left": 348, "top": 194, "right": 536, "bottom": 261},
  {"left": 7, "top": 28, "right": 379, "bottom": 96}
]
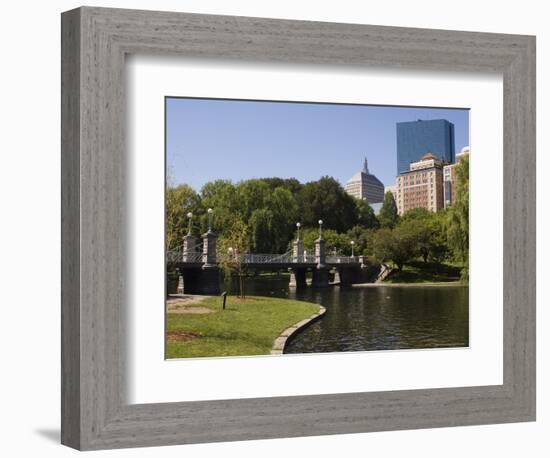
[
  {"left": 166, "top": 184, "right": 203, "bottom": 250},
  {"left": 400, "top": 207, "right": 431, "bottom": 223},
  {"left": 371, "top": 228, "right": 393, "bottom": 265},
  {"left": 398, "top": 211, "right": 432, "bottom": 263},
  {"left": 378, "top": 191, "right": 399, "bottom": 228},
  {"left": 427, "top": 211, "right": 450, "bottom": 263},
  {"left": 398, "top": 208, "right": 451, "bottom": 264},
  {"left": 346, "top": 226, "right": 374, "bottom": 256},
  {"left": 298, "top": 177, "right": 358, "bottom": 232},
  {"left": 414, "top": 224, "right": 433, "bottom": 263},
  {"left": 372, "top": 225, "right": 417, "bottom": 271},
  {"left": 235, "top": 179, "right": 271, "bottom": 220},
  {"left": 249, "top": 208, "right": 274, "bottom": 253},
  {"left": 218, "top": 219, "right": 251, "bottom": 298},
  {"left": 355, "top": 198, "right": 380, "bottom": 229},
  {"left": 200, "top": 180, "right": 239, "bottom": 234},
  {"left": 298, "top": 228, "right": 351, "bottom": 255},
  {"left": 260, "top": 177, "right": 303, "bottom": 196},
  {"left": 447, "top": 155, "right": 469, "bottom": 279},
  {"left": 267, "top": 187, "right": 299, "bottom": 253}
]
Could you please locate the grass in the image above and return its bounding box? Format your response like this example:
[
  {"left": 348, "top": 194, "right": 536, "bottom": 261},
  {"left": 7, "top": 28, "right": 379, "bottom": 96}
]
[
  {"left": 166, "top": 295, "right": 320, "bottom": 359},
  {"left": 384, "top": 260, "right": 462, "bottom": 284}
]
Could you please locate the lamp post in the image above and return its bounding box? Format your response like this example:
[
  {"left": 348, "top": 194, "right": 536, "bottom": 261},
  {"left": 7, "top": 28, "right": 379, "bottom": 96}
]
[
  {"left": 182, "top": 211, "right": 196, "bottom": 263},
  {"left": 202, "top": 208, "right": 217, "bottom": 268},
  {"left": 207, "top": 208, "right": 213, "bottom": 232},
  {"left": 228, "top": 247, "right": 233, "bottom": 260},
  {"left": 318, "top": 219, "right": 323, "bottom": 238},
  {"left": 186, "top": 211, "right": 193, "bottom": 235},
  {"left": 296, "top": 222, "right": 301, "bottom": 241},
  {"left": 351, "top": 240, "right": 355, "bottom": 258}
]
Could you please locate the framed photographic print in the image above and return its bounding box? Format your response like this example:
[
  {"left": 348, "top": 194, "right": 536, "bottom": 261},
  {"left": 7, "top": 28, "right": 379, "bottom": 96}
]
[{"left": 61, "top": 6, "right": 536, "bottom": 450}]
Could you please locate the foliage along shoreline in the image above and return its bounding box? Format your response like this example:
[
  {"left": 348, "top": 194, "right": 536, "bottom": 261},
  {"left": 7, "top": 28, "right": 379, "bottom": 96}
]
[{"left": 167, "top": 156, "right": 469, "bottom": 282}]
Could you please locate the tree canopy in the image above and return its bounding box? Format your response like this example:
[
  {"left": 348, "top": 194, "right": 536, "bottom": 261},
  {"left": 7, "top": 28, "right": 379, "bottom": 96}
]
[
  {"left": 167, "top": 176, "right": 370, "bottom": 254},
  {"left": 355, "top": 198, "right": 380, "bottom": 229},
  {"left": 298, "top": 176, "right": 358, "bottom": 232},
  {"left": 166, "top": 184, "right": 203, "bottom": 250},
  {"left": 166, "top": 163, "right": 469, "bottom": 281},
  {"left": 446, "top": 155, "right": 469, "bottom": 279},
  {"left": 378, "top": 191, "right": 399, "bottom": 228}
]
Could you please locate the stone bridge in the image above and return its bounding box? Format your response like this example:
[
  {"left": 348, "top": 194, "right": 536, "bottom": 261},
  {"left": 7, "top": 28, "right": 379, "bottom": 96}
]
[{"left": 167, "top": 226, "right": 374, "bottom": 295}]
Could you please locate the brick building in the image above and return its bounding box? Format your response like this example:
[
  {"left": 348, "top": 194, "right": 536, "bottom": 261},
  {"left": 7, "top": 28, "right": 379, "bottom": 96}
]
[
  {"left": 443, "top": 146, "right": 470, "bottom": 208},
  {"left": 395, "top": 151, "right": 444, "bottom": 215}
]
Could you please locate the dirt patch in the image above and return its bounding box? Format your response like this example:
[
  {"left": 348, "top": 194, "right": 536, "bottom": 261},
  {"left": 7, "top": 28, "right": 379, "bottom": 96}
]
[
  {"left": 167, "top": 294, "right": 209, "bottom": 305},
  {"left": 166, "top": 330, "right": 203, "bottom": 343},
  {"left": 167, "top": 295, "right": 212, "bottom": 314}
]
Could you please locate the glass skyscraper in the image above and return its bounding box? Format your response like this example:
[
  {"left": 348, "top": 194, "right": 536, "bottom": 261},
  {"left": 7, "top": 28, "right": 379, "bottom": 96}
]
[{"left": 396, "top": 119, "right": 455, "bottom": 175}]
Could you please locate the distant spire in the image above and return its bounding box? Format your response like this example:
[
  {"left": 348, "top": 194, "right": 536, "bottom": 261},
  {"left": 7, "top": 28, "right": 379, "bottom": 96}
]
[{"left": 363, "top": 156, "right": 369, "bottom": 174}]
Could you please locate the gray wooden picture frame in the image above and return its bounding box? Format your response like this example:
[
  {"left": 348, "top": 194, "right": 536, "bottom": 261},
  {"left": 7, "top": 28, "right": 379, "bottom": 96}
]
[{"left": 61, "top": 6, "right": 536, "bottom": 451}]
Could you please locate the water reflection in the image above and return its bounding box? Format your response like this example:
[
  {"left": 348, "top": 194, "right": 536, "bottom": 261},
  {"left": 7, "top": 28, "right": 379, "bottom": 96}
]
[{"left": 234, "top": 276, "right": 469, "bottom": 353}]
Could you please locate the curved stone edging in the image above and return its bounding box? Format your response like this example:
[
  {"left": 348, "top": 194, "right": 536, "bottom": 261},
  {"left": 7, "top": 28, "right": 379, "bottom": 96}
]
[{"left": 271, "top": 306, "right": 326, "bottom": 355}]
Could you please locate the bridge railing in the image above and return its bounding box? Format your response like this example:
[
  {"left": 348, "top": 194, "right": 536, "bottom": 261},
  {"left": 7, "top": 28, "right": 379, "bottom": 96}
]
[
  {"left": 243, "top": 253, "right": 293, "bottom": 264},
  {"left": 183, "top": 252, "right": 205, "bottom": 263},
  {"left": 166, "top": 245, "right": 184, "bottom": 263},
  {"left": 168, "top": 251, "right": 360, "bottom": 265},
  {"left": 326, "top": 256, "right": 359, "bottom": 264},
  {"left": 240, "top": 253, "right": 317, "bottom": 264},
  {"left": 296, "top": 253, "right": 317, "bottom": 263},
  {"left": 166, "top": 242, "right": 204, "bottom": 264},
  {"left": 216, "top": 252, "right": 313, "bottom": 264}
]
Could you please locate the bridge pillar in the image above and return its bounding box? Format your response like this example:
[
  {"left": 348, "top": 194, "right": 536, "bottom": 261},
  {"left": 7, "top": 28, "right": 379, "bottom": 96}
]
[
  {"left": 181, "top": 268, "right": 200, "bottom": 294},
  {"left": 179, "top": 230, "right": 219, "bottom": 294},
  {"left": 331, "top": 268, "right": 341, "bottom": 285},
  {"left": 197, "top": 267, "right": 221, "bottom": 294},
  {"left": 312, "top": 235, "right": 329, "bottom": 287},
  {"left": 202, "top": 230, "right": 217, "bottom": 267},
  {"left": 292, "top": 239, "right": 304, "bottom": 263},
  {"left": 339, "top": 267, "right": 354, "bottom": 287},
  {"left": 182, "top": 234, "right": 198, "bottom": 262},
  {"left": 312, "top": 268, "right": 329, "bottom": 288},
  {"left": 181, "top": 268, "right": 221, "bottom": 295},
  {"left": 289, "top": 268, "right": 307, "bottom": 288},
  {"left": 315, "top": 237, "right": 326, "bottom": 268}
]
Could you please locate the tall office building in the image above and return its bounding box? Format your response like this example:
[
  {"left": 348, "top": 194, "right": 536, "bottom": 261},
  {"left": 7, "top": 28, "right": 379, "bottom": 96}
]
[
  {"left": 344, "top": 157, "right": 385, "bottom": 203},
  {"left": 396, "top": 119, "right": 455, "bottom": 174}
]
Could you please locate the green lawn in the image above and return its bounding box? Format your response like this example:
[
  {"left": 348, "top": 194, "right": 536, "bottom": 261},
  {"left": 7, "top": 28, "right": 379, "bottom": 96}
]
[
  {"left": 166, "top": 295, "right": 320, "bottom": 359},
  {"left": 384, "top": 260, "right": 463, "bottom": 284}
]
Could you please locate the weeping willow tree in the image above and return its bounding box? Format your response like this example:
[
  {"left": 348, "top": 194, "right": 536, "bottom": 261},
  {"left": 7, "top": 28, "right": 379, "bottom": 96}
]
[
  {"left": 447, "top": 155, "right": 469, "bottom": 281},
  {"left": 217, "top": 219, "right": 250, "bottom": 299}
]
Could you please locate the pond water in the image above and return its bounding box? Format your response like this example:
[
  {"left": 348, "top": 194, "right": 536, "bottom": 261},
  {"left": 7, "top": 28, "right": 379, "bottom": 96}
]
[{"left": 233, "top": 276, "right": 469, "bottom": 354}]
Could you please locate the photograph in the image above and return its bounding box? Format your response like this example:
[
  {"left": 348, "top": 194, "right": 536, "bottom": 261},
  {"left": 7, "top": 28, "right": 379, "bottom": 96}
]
[{"left": 164, "top": 97, "right": 470, "bottom": 359}]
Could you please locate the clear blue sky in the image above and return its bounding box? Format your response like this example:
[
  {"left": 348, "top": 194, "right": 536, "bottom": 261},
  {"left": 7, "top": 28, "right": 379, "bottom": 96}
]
[{"left": 166, "top": 97, "right": 469, "bottom": 191}]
